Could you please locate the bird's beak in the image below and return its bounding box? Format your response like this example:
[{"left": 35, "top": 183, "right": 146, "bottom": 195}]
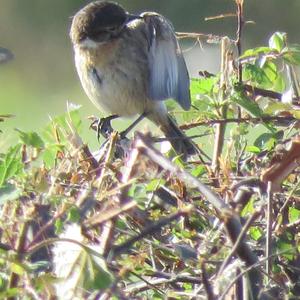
[{"left": 126, "top": 13, "right": 142, "bottom": 23}]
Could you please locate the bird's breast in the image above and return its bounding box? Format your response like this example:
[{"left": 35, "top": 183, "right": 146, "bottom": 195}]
[{"left": 74, "top": 39, "right": 149, "bottom": 117}]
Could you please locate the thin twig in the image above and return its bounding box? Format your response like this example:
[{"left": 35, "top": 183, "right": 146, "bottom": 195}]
[
  {"left": 212, "top": 37, "right": 232, "bottom": 173},
  {"left": 8, "top": 220, "right": 30, "bottom": 298},
  {"left": 218, "top": 210, "right": 261, "bottom": 276},
  {"left": 176, "top": 31, "right": 234, "bottom": 44},
  {"left": 202, "top": 260, "right": 216, "bottom": 300},
  {"left": 108, "top": 208, "right": 191, "bottom": 259},
  {"left": 134, "top": 132, "right": 262, "bottom": 298},
  {"left": 243, "top": 84, "right": 282, "bottom": 100},
  {"left": 235, "top": 0, "right": 244, "bottom": 83},
  {"left": 180, "top": 115, "right": 296, "bottom": 130},
  {"left": 219, "top": 248, "right": 294, "bottom": 300},
  {"left": 266, "top": 182, "right": 273, "bottom": 279},
  {"left": 205, "top": 13, "right": 237, "bottom": 21}
]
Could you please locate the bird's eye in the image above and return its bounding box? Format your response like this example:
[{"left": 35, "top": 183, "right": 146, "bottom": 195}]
[
  {"left": 105, "top": 26, "right": 119, "bottom": 32},
  {"left": 91, "top": 30, "right": 112, "bottom": 43}
]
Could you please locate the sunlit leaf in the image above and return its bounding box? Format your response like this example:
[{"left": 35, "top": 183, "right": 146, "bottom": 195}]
[
  {"left": 289, "top": 207, "right": 300, "bottom": 223},
  {"left": 191, "top": 165, "right": 206, "bottom": 177},
  {"left": 0, "top": 183, "right": 21, "bottom": 204},
  {"left": 146, "top": 178, "right": 165, "bottom": 192},
  {"left": 249, "top": 226, "right": 263, "bottom": 241},
  {"left": 283, "top": 47, "right": 300, "bottom": 65},
  {"left": 245, "top": 145, "right": 261, "bottom": 154},
  {"left": 269, "top": 32, "right": 286, "bottom": 52},
  {"left": 276, "top": 240, "right": 296, "bottom": 261},
  {"left": 16, "top": 129, "right": 44, "bottom": 149},
  {"left": 0, "top": 144, "right": 23, "bottom": 187},
  {"left": 254, "top": 133, "right": 277, "bottom": 150},
  {"left": 67, "top": 206, "right": 81, "bottom": 223},
  {"left": 240, "top": 47, "right": 273, "bottom": 59}
]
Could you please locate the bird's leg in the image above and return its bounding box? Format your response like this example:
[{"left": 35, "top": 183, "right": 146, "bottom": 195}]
[
  {"left": 90, "top": 114, "right": 119, "bottom": 141},
  {"left": 119, "top": 112, "right": 147, "bottom": 139}
]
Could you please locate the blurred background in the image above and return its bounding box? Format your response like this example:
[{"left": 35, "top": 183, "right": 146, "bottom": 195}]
[{"left": 1, "top": 0, "right": 300, "bottom": 147}]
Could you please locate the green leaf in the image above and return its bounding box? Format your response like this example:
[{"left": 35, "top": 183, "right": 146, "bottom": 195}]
[
  {"left": 243, "top": 62, "right": 278, "bottom": 88},
  {"left": 283, "top": 47, "right": 300, "bottom": 65},
  {"left": 11, "top": 262, "right": 25, "bottom": 276},
  {"left": 41, "top": 106, "right": 82, "bottom": 145},
  {"left": 0, "top": 184, "right": 21, "bottom": 204},
  {"left": 241, "top": 198, "right": 255, "bottom": 217},
  {"left": 42, "top": 144, "right": 64, "bottom": 169},
  {"left": 81, "top": 250, "right": 113, "bottom": 290},
  {"left": 269, "top": 32, "right": 286, "bottom": 52},
  {"left": 254, "top": 133, "right": 276, "bottom": 150},
  {"left": 0, "top": 144, "right": 23, "bottom": 187},
  {"left": 249, "top": 226, "right": 263, "bottom": 241},
  {"left": 231, "top": 90, "right": 275, "bottom": 133},
  {"left": 146, "top": 178, "right": 165, "bottom": 192},
  {"left": 27, "top": 261, "right": 50, "bottom": 272},
  {"left": 54, "top": 219, "right": 64, "bottom": 234},
  {"left": 276, "top": 240, "right": 295, "bottom": 261},
  {"left": 263, "top": 101, "right": 291, "bottom": 115},
  {"left": 231, "top": 93, "right": 262, "bottom": 117},
  {"left": 67, "top": 206, "right": 81, "bottom": 223},
  {"left": 289, "top": 207, "right": 300, "bottom": 223},
  {"left": 190, "top": 77, "right": 218, "bottom": 96},
  {"left": 245, "top": 145, "right": 261, "bottom": 154},
  {"left": 240, "top": 47, "right": 273, "bottom": 59},
  {"left": 16, "top": 129, "right": 44, "bottom": 148},
  {"left": 191, "top": 165, "right": 206, "bottom": 177},
  {"left": 0, "top": 288, "right": 20, "bottom": 298}
]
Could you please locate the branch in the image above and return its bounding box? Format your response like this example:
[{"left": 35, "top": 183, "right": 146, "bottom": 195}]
[
  {"left": 261, "top": 135, "right": 300, "bottom": 191},
  {"left": 180, "top": 115, "right": 296, "bottom": 130},
  {"left": 243, "top": 84, "right": 282, "bottom": 100},
  {"left": 176, "top": 32, "right": 234, "bottom": 44},
  {"left": 133, "top": 133, "right": 262, "bottom": 298},
  {"left": 108, "top": 208, "right": 190, "bottom": 259},
  {"left": 235, "top": 0, "right": 244, "bottom": 83}
]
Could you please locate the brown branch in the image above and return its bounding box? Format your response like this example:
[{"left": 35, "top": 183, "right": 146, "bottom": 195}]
[
  {"left": 176, "top": 31, "right": 235, "bottom": 44},
  {"left": 108, "top": 207, "right": 191, "bottom": 259},
  {"left": 133, "top": 133, "right": 262, "bottom": 298},
  {"left": 8, "top": 220, "right": 30, "bottom": 299},
  {"left": 235, "top": 0, "right": 244, "bottom": 83},
  {"left": 266, "top": 182, "right": 273, "bottom": 279},
  {"left": 243, "top": 84, "right": 282, "bottom": 100},
  {"left": 261, "top": 135, "right": 300, "bottom": 192},
  {"left": 202, "top": 260, "right": 216, "bottom": 300},
  {"left": 218, "top": 210, "right": 261, "bottom": 276},
  {"left": 84, "top": 201, "right": 137, "bottom": 228},
  {"left": 212, "top": 37, "right": 232, "bottom": 173},
  {"left": 180, "top": 115, "right": 296, "bottom": 130},
  {"left": 205, "top": 13, "right": 237, "bottom": 21}
]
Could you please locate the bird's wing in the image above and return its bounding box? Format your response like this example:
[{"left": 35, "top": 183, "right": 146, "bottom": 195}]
[{"left": 143, "top": 13, "right": 191, "bottom": 110}]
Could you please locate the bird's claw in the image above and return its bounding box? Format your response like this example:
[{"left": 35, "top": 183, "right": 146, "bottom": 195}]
[{"left": 89, "top": 115, "right": 118, "bottom": 141}]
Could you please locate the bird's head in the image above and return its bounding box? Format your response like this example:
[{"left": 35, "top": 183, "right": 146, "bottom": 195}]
[{"left": 70, "top": 1, "right": 140, "bottom": 48}]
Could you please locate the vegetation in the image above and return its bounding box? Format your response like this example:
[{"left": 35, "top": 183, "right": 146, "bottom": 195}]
[{"left": 1, "top": 1, "right": 300, "bottom": 299}]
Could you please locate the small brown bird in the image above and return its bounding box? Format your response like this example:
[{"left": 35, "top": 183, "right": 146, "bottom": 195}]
[{"left": 70, "top": 1, "right": 197, "bottom": 157}]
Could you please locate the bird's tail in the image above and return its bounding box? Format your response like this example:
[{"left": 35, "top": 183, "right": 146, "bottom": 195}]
[{"left": 149, "top": 112, "right": 198, "bottom": 158}]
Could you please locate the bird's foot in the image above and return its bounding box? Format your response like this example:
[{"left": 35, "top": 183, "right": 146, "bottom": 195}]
[
  {"left": 89, "top": 115, "right": 119, "bottom": 140},
  {"left": 119, "top": 112, "right": 147, "bottom": 139}
]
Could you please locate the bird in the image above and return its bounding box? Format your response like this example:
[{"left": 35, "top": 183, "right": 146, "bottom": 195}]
[{"left": 70, "top": 1, "right": 197, "bottom": 157}]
